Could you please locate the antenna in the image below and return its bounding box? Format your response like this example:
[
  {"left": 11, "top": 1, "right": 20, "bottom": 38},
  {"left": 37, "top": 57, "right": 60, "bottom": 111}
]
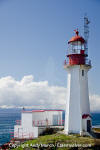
[{"left": 84, "top": 15, "right": 90, "bottom": 56}]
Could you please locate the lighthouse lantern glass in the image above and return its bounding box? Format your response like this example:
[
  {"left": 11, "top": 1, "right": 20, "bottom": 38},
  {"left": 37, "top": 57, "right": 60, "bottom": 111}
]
[{"left": 68, "top": 41, "right": 84, "bottom": 55}]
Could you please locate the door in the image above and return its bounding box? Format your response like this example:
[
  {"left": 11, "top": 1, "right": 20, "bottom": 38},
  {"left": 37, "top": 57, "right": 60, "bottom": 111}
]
[{"left": 87, "top": 120, "right": 91, "bottom": 132}]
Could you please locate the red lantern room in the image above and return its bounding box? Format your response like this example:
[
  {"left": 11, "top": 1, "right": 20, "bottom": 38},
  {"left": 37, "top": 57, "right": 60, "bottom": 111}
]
[{"left": 66, "top": 30, "right": 88, "bottom": 66}]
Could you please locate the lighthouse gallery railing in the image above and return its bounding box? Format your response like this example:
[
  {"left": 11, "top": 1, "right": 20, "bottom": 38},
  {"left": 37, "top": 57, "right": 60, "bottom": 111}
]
[{"left": 64, "top": 58, "right": 91, "bottom": 66}]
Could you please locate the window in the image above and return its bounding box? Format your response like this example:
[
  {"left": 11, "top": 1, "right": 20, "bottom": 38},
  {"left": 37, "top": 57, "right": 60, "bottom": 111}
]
[{"left": 82, "top": 70, "right": 84, "bottom": 76}]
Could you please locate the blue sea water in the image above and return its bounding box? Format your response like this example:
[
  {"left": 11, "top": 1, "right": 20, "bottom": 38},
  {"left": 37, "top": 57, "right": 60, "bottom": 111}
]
[
  {"left": 0, "top": 109, "right": 100, "bottom": 146},
  {"left": 0, "top": 109, "right": 21, "bottom": 146}
]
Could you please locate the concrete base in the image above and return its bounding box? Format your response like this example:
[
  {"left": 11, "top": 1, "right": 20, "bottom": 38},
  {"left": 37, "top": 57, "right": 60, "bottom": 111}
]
[
  {"left": 61, "top": 130, "right": 91, "bottom": 137},
  {"left": 14, "top": 125, "right": 38, "bottom": 139}
]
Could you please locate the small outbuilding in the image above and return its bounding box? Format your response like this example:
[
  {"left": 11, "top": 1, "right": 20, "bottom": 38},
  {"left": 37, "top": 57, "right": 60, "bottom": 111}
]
[
  {"left": 82, "top": 114, "right": 92, "bottom": 133},
  {"left": 14, "top": 109, "right": 64, "bottom": 139}
]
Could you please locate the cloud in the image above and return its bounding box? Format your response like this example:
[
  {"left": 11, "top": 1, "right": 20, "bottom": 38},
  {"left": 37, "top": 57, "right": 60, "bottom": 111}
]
[
  {"left": 0, "top": 75, "right": 66, "bottom": 109},
  {"left": 0, "top": 75, "right": 99, "bottom": 112},
  {"left": 89, "top": 94, "right": 100, "bottom": 112}
]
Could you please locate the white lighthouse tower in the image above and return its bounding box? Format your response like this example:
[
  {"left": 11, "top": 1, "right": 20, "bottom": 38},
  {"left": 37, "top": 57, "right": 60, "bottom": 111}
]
[{"left": 64, "top": 20, "right": 92, "bottom": 135}]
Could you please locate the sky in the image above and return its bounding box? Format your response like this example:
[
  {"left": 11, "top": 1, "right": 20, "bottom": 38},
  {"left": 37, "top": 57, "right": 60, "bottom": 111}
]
[{"left": 0, "top": 0, "right": 99, "bottom": 111}]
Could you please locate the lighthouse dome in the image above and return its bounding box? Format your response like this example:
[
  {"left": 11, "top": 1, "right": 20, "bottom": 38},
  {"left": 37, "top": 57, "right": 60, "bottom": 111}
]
[{"left": 68, "top": 30, "right": 85, "bottom": 44}]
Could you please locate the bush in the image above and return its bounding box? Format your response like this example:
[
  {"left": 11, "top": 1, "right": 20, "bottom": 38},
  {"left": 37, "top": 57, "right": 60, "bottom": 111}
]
[{"left": 41, "top": 127, "right": 58, "bottom": 135}]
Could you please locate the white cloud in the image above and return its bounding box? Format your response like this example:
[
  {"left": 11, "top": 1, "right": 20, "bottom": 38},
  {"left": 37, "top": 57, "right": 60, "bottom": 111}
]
[
  {"left": 0, "top": 75, "right": 66, "bottom": 109},
  {"left": 90, "top": 94, "right": 100, "bottom": 112},
  {"left": 0, "top": 75, "right": 99, "bottom": 112}
]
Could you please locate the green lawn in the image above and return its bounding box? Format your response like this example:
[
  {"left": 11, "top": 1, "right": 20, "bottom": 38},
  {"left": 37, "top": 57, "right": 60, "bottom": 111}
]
[
  {"left": 93, "top": 128, "right": 100, "bottom": 133},
  {"left": 12, "top": 132, "right": 100, "bottom": 150}
]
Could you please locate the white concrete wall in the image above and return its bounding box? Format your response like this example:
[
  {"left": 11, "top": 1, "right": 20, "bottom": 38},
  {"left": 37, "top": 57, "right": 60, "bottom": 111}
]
[
  {"left": 22, "top": 112, "right": 32, "bottom": 127},
  {"left": 80, "top": 65, "right": 90, "bottom": 115},
  {"left": 32, "top": 110, "right": 63, "bottom": 126},
  {"left": 45, "top": 111, "right": 55, "bottom": 125},
  {"left": 32, "top": 111, "right": 46, "bottom": 126},
  {"left": 45, "top": 111, "right": 63, "bottom": 126},
  {"left": 64, "top": 65, "right": 91, "bottom": 134},
  {"left": 14, "top": 125, "right": 38, "bottom": 139},
  {"left": 57, "top": 111, "right": 62, "bottom": 125},
  {"left": 14, "top": 110, "right": 63, "bottom": 139},
  {"left": 64, "top": 65, "right": 82, "bottom": 134}
]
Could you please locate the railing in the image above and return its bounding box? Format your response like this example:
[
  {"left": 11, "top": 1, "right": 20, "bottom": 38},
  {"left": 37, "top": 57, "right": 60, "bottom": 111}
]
[
  {"left": 67, "top": 49, "right": 88, "bottom": 56},
  {"left": 14, "top": 131, "right": 34, "bottom": 139},
  {"left": 85, "top": 59, "right": 91, "bottom": 66},
  {"left": 15, "top": 119, "right": 64, "bottom": 127},
  {"left": 64, "top": 59, "right": 69, "bottom": 66},
  {"left": 10, "top": 131, "right": 34, "bottom": 140},
  {"left": 16, "top": 120, "right": 21, "bottom": 125},
  {"left": 67, "top": 49, "right": 82, "bottom": 55},
  {"left": 64, "top": 58, "right": 91, "bottom": 66},
  {"left": 32, "top": 119, "right": 64, "bottom": 127}
]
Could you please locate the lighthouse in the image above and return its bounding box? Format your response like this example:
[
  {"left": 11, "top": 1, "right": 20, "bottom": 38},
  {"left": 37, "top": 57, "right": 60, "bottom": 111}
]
[{"left": 64, "top": 19, "right": 92, "bottom": 135}]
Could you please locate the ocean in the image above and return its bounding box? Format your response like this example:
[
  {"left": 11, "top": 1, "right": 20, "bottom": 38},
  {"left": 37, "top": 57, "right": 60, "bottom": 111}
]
[
  {"left": 0, "top": 109, "right": 21, "bottom": 146},
  {"left": 0, "top": 108, "right": 100, "bottom": 146}
]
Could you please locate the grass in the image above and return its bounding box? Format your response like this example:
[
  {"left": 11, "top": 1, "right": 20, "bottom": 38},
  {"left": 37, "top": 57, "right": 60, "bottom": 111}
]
[
  {"left": 12, "top": 132, "right": 100, "bottom": 150},
  {"left": 93, "top": 128, "right": 100, "bottom": 133}
]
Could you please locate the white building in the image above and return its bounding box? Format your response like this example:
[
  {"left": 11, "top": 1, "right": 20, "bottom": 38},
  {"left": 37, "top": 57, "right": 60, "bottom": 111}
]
[
  {"left": 64, "top": 29, "right": 92, "bottom": 135},
  {"left": 14, "top": 109, "right": 63, "bottom": 139}
]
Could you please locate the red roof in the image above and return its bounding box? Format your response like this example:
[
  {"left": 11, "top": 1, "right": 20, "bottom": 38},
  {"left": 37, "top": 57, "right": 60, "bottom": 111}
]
[
  {"left": 32, "top": 110, "right": 45, "bottom": 112},
  {"left": 82, "top": 114, "right": 91, "bottom": 119},
  {"left": 22, "top": 109, "right": 64, "bottom": 113},
  {"left": 68, "top": 30, "right": 85, "bottom": 44},
  {"left": 44, "top": 110, "right": 64, "bottom": 111}
]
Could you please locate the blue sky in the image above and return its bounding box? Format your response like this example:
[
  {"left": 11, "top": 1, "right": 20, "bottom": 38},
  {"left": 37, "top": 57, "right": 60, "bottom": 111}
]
[{"left": 0, "top": 0, "right": 99, "bottom": 95}]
